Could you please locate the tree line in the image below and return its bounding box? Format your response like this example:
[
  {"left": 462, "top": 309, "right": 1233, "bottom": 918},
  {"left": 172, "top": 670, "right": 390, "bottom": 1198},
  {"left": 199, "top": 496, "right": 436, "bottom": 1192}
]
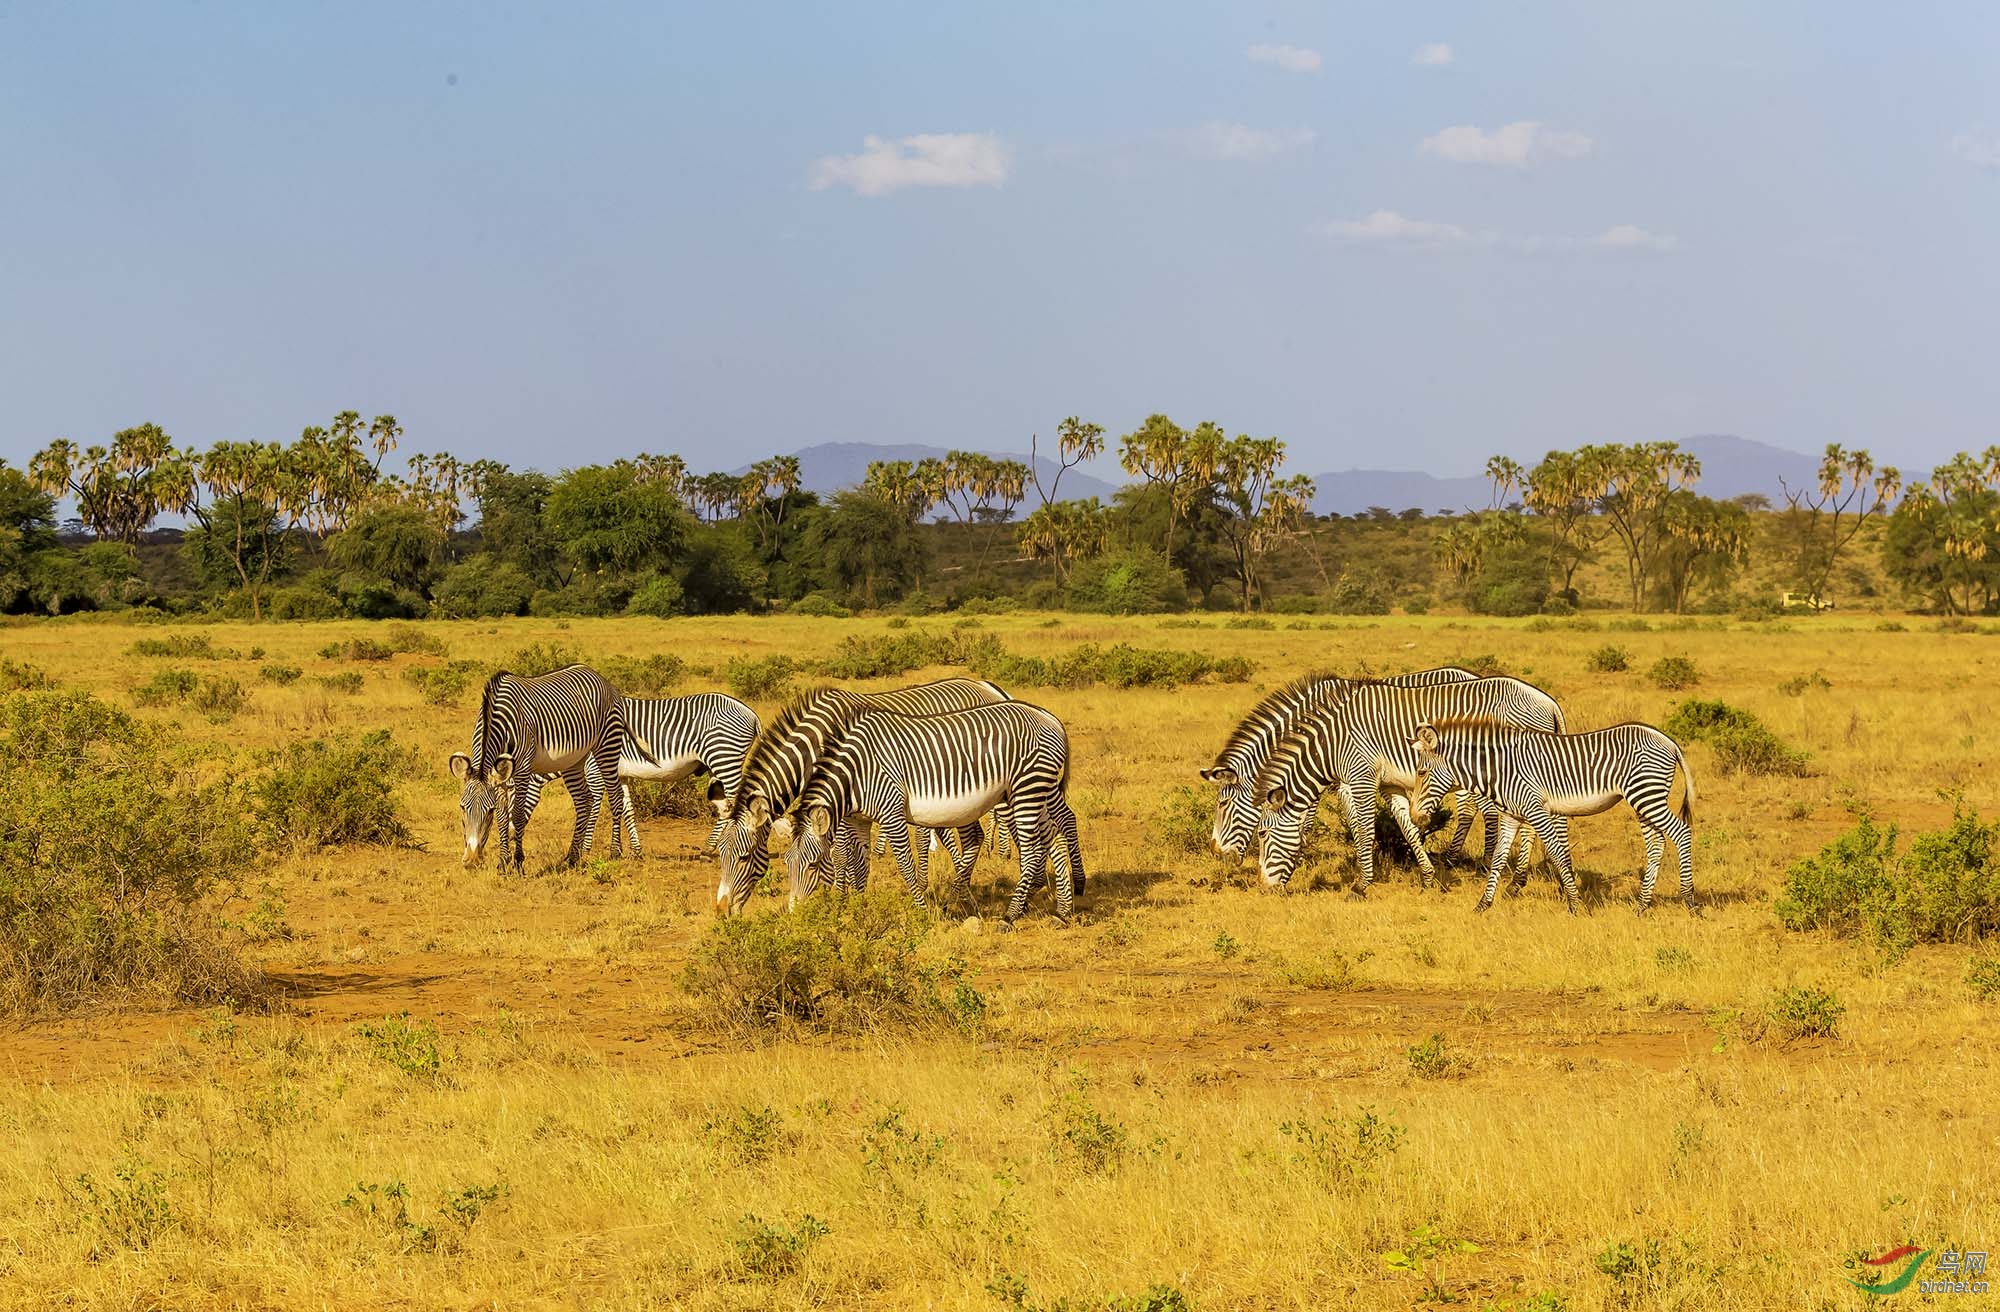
[{"left": 2, "top": 415, "right": 1997, "bottom": 618}]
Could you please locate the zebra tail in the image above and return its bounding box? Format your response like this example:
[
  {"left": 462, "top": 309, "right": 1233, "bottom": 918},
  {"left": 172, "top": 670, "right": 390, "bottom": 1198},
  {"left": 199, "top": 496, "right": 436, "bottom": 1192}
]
[
  {"left": 476, "top": 670, "right": 508, "bottom": 770},
  {"left": 627, "top": 728, "right": 662, "bottom": 767},
  {"left": 1677, "top": 750, "right": 1697, "bottom": 824}
]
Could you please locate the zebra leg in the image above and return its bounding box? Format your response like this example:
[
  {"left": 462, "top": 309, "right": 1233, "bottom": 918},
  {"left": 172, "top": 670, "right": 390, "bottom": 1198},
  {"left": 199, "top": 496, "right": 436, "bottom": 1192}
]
[
  {"left": 1639, "top": 827, "right": 1666, "bottom": 913},
  {"left": 597, "top": 743, "right": 629, "bottom": 862},
  {"left": 992, "top": 802, "right": 1014, "bottom": 861},
  {"left": 1385, "top": 791, "right": 1437, "bottom": 889},
  {"left": 1052, "top": 794, "right": 1084, "bottom": 900},
  {"left": 560, "top": 767, "right": 594, "bottom": 868},
  {"left": 1341, "top": 783, "right": 1380, "bottom": 897},
  {"left": 1643, "top": 804, "right": 1698, "bottom": 915},
  {"left": 1445, "top": 793, "right": 1476, "bottom": 857},
  {"left": 1004, "top": 828, "right": 1052, "bottom": 924},
  {"left": 622, "top": 783, "right": 641, "bottom": 859},
  {"left": 1520, "top": 804, "right": 1579, "bottom": 914},
  {"left": 1477, "top": 814, "right": 1522, "bottom": 911},
  {"left": 947, "top": 822, "right": 983, "bottom": 904},
  {"left": 879, "top": 812, "right": 927, "bottom": 909}
]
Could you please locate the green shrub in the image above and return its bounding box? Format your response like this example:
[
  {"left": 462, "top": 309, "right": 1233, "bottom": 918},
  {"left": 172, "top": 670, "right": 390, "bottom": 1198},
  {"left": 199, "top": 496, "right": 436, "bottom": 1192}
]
[
  {"left": 680, "top": 890, "right": 982, "bottom": 1034},
  {"left": 505, "top": 641, "right": 581, "bottom": 678},
  {"left": 1406, "top": 1032, "right": 1470, "bottom": 1080},
  {"left": 1587, "top": 645, "right": 1629, "bottom": 673},
  {"left": 726, "top": 654, "right": 799, "bottom": 701},
  {"left": 1224, "top": 616, "right": 1273, "bottom": 630},
  {"left": 266, "top": 585, "right": 343, "bottom": 621},
  {"left": 625, "top": 573, "right": 684, "bottom": 619},
  {"left": 1775, "top": 807, "right": 2000, "bottom": 956},
  {"left": 1150, "top": 785, "right": 1215, "bottom": 857},
  {"left": 1326, "top": 569, "right": 1392, "bottom": 615},
  {"left": 1066, "top": 550, "right": 1188, "bottom": 614},
  {"left": 381, "top": 624, "right": 446, "bottom": 657},
  {"left": 128, "top": 633, "right": 228, "bottom": 659},
  {"left": 319, "top": 637, "right": 393, "bottom": 662},
  {"left": 1876, "top": 620, "right": 1906, "bottom": 633},
  {"left": 1049, "top": 1069, "right": 1127, "bottom": 1175},
  {"left": 1648, "top": 656, "right": 1699, "bottom": 690},
  {"left": 1968, "top": 955, "right": 2000, "bottom": 1000},
  {"left": 402, "top": 660, "right": 483, "bottom": 707},
  {"left": 975, "top": 641, "right": 1250, "bottom": 690},
  {"left": 432, "top": 557, "right": 536, "bottom": 619},
  {"left": 0, "top": 659, "right": 52, "bottom": 691},
  {"left": 1276, "top": 951, "right": 1356, "bottom": 991},
  {"left": 189, "top": 675, "right": 245, "bottom": 720},
  {"left": 1777, "top": 670, "right": 1831, "bottom": 696},
  {"left": 1278, "top": 1104, "right": 1403, "bottom": 1190},
  {"left": 1765, "top": 985, "right": 1843, "bottom": 1040},
  {"left": 0, "top": 691, "right": 255, "bottom": 1012},
  {"left": 1450, "top": 653, "right": 1509, "bottom": 679},
  {"left": 1663, "top": 699, "right": 1810, "bottom": 777},
  {"left": 955, "top": 595, "right": 1018, "bottom": 616},
  {"left": 259, "top": 664, "right": 302, "bottom": 685},
  {"left": 316, "top": 671, "right": 365, "bottom": 696},
  {"left": 728, "top": 1212, "right": 828, "bottom": 1280},
  {"left": 354, "top": 1012, "right": 450, "bottom": 1084},
  {"left": 132, "top": 668, "right": 199, "bottom": 706},
  {"left": 599, "top": 652, "right": 685, "bottom": 696},
  {"left": 254, "top": 731, "right": 415, "bottom": 848},
  {"left": 791, "top": 592, "right": 853, "bottom": 618}
]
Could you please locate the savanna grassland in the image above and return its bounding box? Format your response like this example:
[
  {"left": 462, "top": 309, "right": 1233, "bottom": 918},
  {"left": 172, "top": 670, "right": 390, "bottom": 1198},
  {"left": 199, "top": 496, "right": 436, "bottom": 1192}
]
[{"left": 1, "top": 611, "right": 1997, "bottom": 1311}]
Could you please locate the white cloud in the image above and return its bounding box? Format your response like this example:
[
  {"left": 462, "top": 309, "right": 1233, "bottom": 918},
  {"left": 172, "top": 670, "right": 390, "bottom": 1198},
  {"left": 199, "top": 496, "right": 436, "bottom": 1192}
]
[
  {"left": 808, "top": 132, "right": 1011, "bottom": 197},
  {"left": 1593, "top": 224, "right": 1678, "bottom": 252},
  {"left": 1952, "top": 131, "right": 2000, "bottom": 169},
  {"left": 1420, "top": 120, "right": 1594, "bottom": 167},
  {"left": 1319, "top": 211, "right": 1678, "bottom": 253},
  {"left": 1247, "top": 43, "right": 1321, "bottom": 74},
  {"left": 1412, "top": 43, "right": 1454, "bottom": 67},
  {"left": 1320, "top": 210, "right": 1494, "bottom": 248},
  {"left": 1187, "top": 122, "right": 1316, "bottom": 161}
]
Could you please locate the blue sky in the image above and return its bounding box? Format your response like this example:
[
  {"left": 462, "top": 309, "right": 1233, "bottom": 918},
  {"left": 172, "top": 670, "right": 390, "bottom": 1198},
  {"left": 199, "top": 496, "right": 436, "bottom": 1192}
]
[{"left": 2, "top": 2, "right": 1996, "bottom": 482}]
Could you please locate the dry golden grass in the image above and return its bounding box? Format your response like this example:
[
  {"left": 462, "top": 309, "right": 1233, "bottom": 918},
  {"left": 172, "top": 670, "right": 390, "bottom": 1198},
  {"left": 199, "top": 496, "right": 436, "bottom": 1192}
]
[{"left": 0, "top": 610, "right": 1997, "bottom": 1310}]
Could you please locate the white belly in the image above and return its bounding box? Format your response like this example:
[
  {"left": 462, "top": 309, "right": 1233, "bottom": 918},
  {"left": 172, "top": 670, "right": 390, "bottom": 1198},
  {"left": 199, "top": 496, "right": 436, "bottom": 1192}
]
[
  {"left": 908, "top": 779, "right": 1007, "bottom": 828},
  {"left": 537, "top": 745, "right": 590, "bottom": 774},
  {"left": 1545, "top": 789, "right": 1621, "bottom": 816},
  {"left": 620, "top": 752, "right": 702, "bottom": 783}
]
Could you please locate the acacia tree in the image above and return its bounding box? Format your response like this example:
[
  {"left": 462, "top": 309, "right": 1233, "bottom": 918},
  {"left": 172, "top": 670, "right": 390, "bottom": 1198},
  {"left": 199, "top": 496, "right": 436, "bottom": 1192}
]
[
  {"left": 1117, "top": 414, "right": 1224, "bottom": 562},
  {"left": 185, "top": 441, "right": 308, "bottom": 619},
  {"left": 28, "top": 424, "right": 192, "bottom": 545},
  {"left": 1028, "top": 417, "right": 1105, "bottom": 510},
  {"left": 1520, "top": 449, "right": 1602, "bottom": 600},
  {"left": 1779, "top": 444, "right": 1901, "bottom": 598},
  {"left": 691, "top": 472, "right": 741, "bottom": 524},
  {"left": 1017, "top": 498, "right": 1107, "bottom": 583},
  {"left": 734, "top": 456, "right": 803, "bottom": 600},
  {"left": 1657, "top": 493, "right": 1748, "bottom": 613},
  {"left": 1885, "top": 453, "right": 2000, "bottom": 614},
  {"left": 1211, "top": 436, "right": 1314, "bottom": 610},
  {"left": 862, "top": 460, "right": 941, "bottom": 523},
  {"left": 1583, "top": 442, "right": 1702, "bottom": 610}
]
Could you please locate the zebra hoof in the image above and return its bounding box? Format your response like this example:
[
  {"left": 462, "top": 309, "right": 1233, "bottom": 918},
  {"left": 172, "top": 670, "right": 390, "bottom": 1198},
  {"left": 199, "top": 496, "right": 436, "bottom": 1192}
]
[
  {"left": 1564, "top": 901, "right": 1580, "bottom": 916},
  {"left": 1634, "top": 901, "right": 1653, "bottom": 918},
  {"left": 1684, "top": 899, "right": 1704, "bottom": 918},
  {"left": 1344, "top": 887, "right": 1368, "bottom": 902},
  {"left": 1473, "top": 899, "right": 1492, "bottom": 914},
  {"left": 995, "top": 917, "right": 1018, "bottom": 934}
]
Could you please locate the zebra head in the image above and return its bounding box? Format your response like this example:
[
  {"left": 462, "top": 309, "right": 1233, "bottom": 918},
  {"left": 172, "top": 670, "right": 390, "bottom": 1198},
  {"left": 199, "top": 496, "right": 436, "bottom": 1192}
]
[
  {"left": 783, "top": 806, "right": 837, "bottom": 909},
  {"left": 1198, "top": 764, "right": 1257, "bottom": 858},
  {"left": 448, "top": 751, "right": 516, "bottom": 868},
  {"left": 1408, "top": 723, "right": 1457, "bottom": 824},
  {"left": 1255, "top": 782, "right": 1309, "bottom": 887},
  {"left": 715, "top": 794, "right": 774, "bottom": 915}
]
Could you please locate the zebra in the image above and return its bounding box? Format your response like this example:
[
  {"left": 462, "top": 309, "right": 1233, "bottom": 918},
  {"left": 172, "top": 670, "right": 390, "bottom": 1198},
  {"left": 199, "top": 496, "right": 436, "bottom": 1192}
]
[
  {"left": 494, "top": 692, "right": 759, "bottom": 859},
  {"left": 713, "top": 677, "right": 1016, "bottom": 914},
  {"left": 1251, "top": 676, "right": 1564, "bottom": 895},
  {"left": 791, "top": 701, "right": 1083, "bottom": 923},
  {"left": 448, "top": 666, "right": 657, "bottom": 873},
  {"left": 1410, "top": 718, "right": 1698, "bottom": 915},
  {"left": 1200, "top": 667, "right": 1535, "bottom": 872}
]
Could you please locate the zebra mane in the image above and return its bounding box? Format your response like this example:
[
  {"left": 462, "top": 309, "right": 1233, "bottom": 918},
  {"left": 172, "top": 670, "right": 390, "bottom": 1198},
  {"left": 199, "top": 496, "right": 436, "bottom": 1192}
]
[
  {"left": 730, "top": 686, "right": 869, "bottom": 819},
  {"left": 473, "top": 670, "right": 510, "bottom": 772},
  {"left": 1424, "top": 714, "right": 1550, "bottom": 739},
  {"left": 1215, "top": 672, "right": 1340, "bottom": 766},
  {"left": 1252, "top": 714, "right": 1335, "bottom": 800}
]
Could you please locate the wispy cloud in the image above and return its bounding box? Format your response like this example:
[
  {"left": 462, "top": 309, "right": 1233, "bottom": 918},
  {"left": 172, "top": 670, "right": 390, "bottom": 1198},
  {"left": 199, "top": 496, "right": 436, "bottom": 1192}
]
[
  {"left": 808, "top": 133, "right": 1011, "bottom": 197},
  {"left": 1412, "top": 43, "right": 1454, "bottom": 67},
  {"left": 1420, "top": 121, "right": 1593, "bottom": 167},
  {"left": 1320, "top": 210, "right": 1678, "bottom": 254},
  {"left": 1186, "top": 122, "right": 1316, "bottom": 161},
  {"left": 1247, "top": 43, "right": 1321, "bottom": 74},
  {"left": 1952, "top": 131, "right": 2000, "bottom": 169}
]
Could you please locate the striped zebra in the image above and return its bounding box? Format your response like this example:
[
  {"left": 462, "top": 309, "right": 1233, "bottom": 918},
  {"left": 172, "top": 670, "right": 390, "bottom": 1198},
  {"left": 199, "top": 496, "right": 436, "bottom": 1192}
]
[
  {"left": 713, "top": 678, "right": 1013, "bottom": 914},
  {"left": 787, "top": 783, "right": 1071, "bottom": 910},
  {"left": 1252, "top": 676, "right": 1563, "bottom": 895},
  {"left": 792, "top": 701, "right": 1083, "bottom": 923},
  {"left": 1411, "top": 718, "right": 1698, "bottom": 915},
  {"left": 449, "top": 666, "right": 656, "bottom": 872},
  {"left": 1201, "top": 667, "right": 1530, "bottom": 871},
  {"left": 492, "top": 692, "right": 760, "bottom": 860}
]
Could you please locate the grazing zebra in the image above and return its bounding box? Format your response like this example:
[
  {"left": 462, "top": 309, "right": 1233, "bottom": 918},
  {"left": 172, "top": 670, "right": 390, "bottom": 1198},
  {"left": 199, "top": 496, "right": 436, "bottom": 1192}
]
[
  {"left": 449, "top": 666, "right": 656, "bottom": 872},
  {"left": 1411, "top": 718, "right": 1698, "bottom": 915},
  {"left": 713, "top": 678, "right": 1014, "bottom": 914},
  {"left": 792, "top": 701, "right": 1083, "bottom": 923},
  {"left": 1252, "top": 676, "right": 1563, "bottom": 895},
  {"left": 496, "top": 692, "right": 759, "bottom": 859},
  {"left": 1200, "top": 667, "right": 1531, "bottom": 869},
  {"left": 786, "top": 792, "right": 1072, "bottom": 909}
]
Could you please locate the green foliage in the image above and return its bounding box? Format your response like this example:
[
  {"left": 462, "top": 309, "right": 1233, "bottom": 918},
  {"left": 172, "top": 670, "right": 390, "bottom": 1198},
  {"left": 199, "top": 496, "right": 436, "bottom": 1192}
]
[
  {"left": 316, "top": 671, "right": 364, "bottom": 695},
  {"left": 976, "top": 640, "right": 1251, "bottom": 690},
  {"left": 354, "top": 1012, "right": 450, "bottom": 1084},
  {"left": 402, "top": 660, "right": 483, "bottom": 706},
  {"left": 267, "top": 583, "right": 344, "bottom": 620},
  {"left": 1210, "top": 931, "right": 1239, "bottom": 960},
  {"left": 1594, "top": 1236, "right": 1723, "bottom": 1305},
  {"left": 0, "top": 659, "right": 52, "bottom": 691},
  {"left": 259, "top": 664, "right": 302, "bottom": 685},
  {"left": 74, "top": 1150, "right": 175, "bottom": 1250},
  {"left": 189, "top": 675, "right": 245, "bottom": 719},
  {"left": 599, "top": 652, "right": 685, "bottom": 696},
  {"left": 546, "top": 463, "right": 691, "bottom": 573},
  {"left": 132, "top": 668, "right": 243, "bottom": 720},
  {"left": 0, "top": 690, "right": 254, "bottom": 1012},
  {"left": 728, "top": 1212, "right": 828, "bottom": 1280},
  {"left": 680, "top": 889, "right": 984, "bottom": 1034},
  {"left": 505, "top": 641, "right": 581, "bottom": 678},
  {"left": 725, "top": 654, "right": 799, "bottom": 701},
  {"left": 791, "top": 592, "right": 852, "bottom": 618},
  {"left": 132, "top": 668, "right": 198, "bottom": 705},
  {"left": 1776, "top": 806, "right": 2000, "bottom": 957},
  {"left": 129, "top": 633, "right": 229, "bottom": 659},
  {"left": 433, "top": 555, "right": 537, "bottom": 618},
  {"left": 1587, "top": 645, "right": 1629, "bottom": 672},
  {"left": 1967, "top": 955, "right": 2000, "bottom": 1000},
  {"left": 1765, "top": 985, "right": 1843, "bottom": 1040},
  {"left": 1381, "top": 1223, "right": 1482, "bottom": 1304},
  {"left": 1648, "top": 655, "right": 1700, "bottom": 689},
  {"left": 320, "top": 637, "right": 393, "bottom": 662},
  {"left": 1777, "top": 670, "right": 1832, "bottom": 696},
  {"left": 1663, "top": 698, "right": 1809, "bottom": 777},
  {"left": 1278, "top": 1104, "right": 1404, "bottom": 1190},
  {"left": 329, "top": 502, "right": 445, "bottom": 594},
  {"left": 704, "top": 1103, "right": 785, "bottom": 1165},
  {"left": 1066, "top": 549, "right": 1188, "bottom": 614},
  {"left": 1150, "top": 786, "right": 1215, "bottom": 858},
  {"left": 1049, "top": 1068, "right": 1127, "bottom": 1175},
  {"left": 624, "top": 572, "right": 684, "bottom": 618},
  {"left": 1406, "top": 1032, "right": 1470, "bottom": 1080},
  {"left": 253, "top": 730, "right": 415, "bottom": 848},
  {"left": 677, "top": 525, "right": 766, "bottom": 614},
  {"left": 808, "top": 490, "right": 927, "bottom": 608},
  {"left": 1275, "top": 950, "right": 1356, "bottom": 991}
]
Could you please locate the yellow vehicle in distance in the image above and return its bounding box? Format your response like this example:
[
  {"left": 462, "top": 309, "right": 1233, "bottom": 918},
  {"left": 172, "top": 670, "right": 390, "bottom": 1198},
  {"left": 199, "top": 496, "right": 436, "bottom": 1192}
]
[{"left": 1781, "top": 591, "right": 1835, "bottom": 612}]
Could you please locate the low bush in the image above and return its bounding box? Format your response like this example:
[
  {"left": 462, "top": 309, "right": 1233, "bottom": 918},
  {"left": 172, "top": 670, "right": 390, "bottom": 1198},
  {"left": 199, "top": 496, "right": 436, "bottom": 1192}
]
[
  {"left": 1150, "top": 786, "right": 1215, "bottom": 857},
  {"left": 402, "top": 661, "right": 484, "bottom": 707},
  {"left": 791, "top": 592, "right": 853, "bottom": 618},
  {"left": 1449, "top": 653, "right": 1509, "bottom": 679},
  {"left": 1587, "top": 645, "right": 1629, "bottom": 673},
  {"left": 253, "top": 730, "right": 416, "bottom": 849},
  {"left": 600, "top": 652, "right": 685, "bottom": 696},
  {"left": 726, "top": 654, "right": 800, "bottom": 701},
  {"left": 1406, "top": 1032, "right": 1470, "bottom": 1080},
  {"left": 319, "top": 637, "right": 393, "bottom": 662},
  {"left": 625, "top": 573, "right": 684, "bottom": 619},
  {"left": 505, "top": 641, "right": 581, "bottom": 678},
  {"left": 728, "top": 1212, "right": 829, "bottom": 1280},
  {"left": 1649, "top": 656, "right": 1700, "bottom": 690},
  {"left": 1663, "top": 698, "right": 1810, "bottom": 777},
  {"left": 976, "top": 641, "right": 1251, "bottom": 690},
  {"left": 133, "top": 669, "right": 244, "bottom": 720},
  {"left": 1777, "top": 670, "right": 1831, "bottom": 696},
  {"left": 0, "top": 659, "right": 52, "bottom": 691},
  {"left": 266, "top": 585, "right": 343, "bottom": 621},
  {"left": 189, "top": 676, "right": 245, "bottom": 719},
  {"left": 0, "top": 690, "right": 256, "bottom": 1012},
  {"left": 132, "top": 668, "right": 199, "bottom": 706},
  {"left": 259, "top": 664, "right": 302, "bottom": 685},
  {"left": 128, "top": 633, "right": 230, "bottom": 659},
  {"left": 382, "top": 624, "right": 447, "bottom": 657},
  {"left": 316, "top": 671, "right": 365, "bottom": 696},
  {"left": 1764, "top": 985, "right": 1844, "bottom": 1041},
  {"left": 1968, "top": 955, "right": 2000, "bottom": 1000},
  {"left": 680, "top": 890, "right": 983, "bottom": 1034},
  {"left": 1775, "top": 806, "right": 2000, "bottom": 956}
]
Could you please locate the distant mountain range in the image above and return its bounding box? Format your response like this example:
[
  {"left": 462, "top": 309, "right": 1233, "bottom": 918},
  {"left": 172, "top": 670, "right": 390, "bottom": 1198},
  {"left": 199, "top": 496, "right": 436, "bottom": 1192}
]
[{"left": 766, "top": 434, "right": 1822, "bottom": 519}]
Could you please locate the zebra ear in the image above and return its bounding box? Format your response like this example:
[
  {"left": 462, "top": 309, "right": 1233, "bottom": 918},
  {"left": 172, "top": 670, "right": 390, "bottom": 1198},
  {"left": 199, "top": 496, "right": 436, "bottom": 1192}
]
[
  {"left": 747, "top": 796, "right": 772, "bottom": 827},
  {"left": 706, "top": 780, "right": 729, "bottom": 817},
  {"left": 769, "top": 815, "right": 794, "bottom": 845},
  {"left": 808, "top": 806, "right": 832, "bottom": 838},
  {"left": 1202, "top": 766, "right": 1237, "bottom": 786},
  {"left": 1414, "top": 724, "right": 1440, "bottom": 752},
  {"left": 448, "top": 752, "right": 473, "bottom": 781},
  {"left": 1263, "top": 785, "right": 1289, "bottom": 812},
  {"left": 492, "top": 754, "right": 515, "bottom": 785}
]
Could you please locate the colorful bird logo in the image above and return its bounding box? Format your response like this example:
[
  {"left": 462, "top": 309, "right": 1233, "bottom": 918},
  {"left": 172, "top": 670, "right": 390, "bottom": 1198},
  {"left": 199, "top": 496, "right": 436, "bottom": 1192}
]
[{"left": 1849, "top": 1246, "right": 1933, "bottom": 1297}]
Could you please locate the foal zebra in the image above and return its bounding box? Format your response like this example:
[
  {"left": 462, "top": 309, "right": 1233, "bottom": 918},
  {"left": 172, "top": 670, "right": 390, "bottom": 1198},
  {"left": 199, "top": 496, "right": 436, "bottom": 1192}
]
[
  {"left": 1411, "top": 718, "right": 1698, "bottom": 915},
  {"left": 793, "top": 701, "right": 1083, "bottom": 923},
  {"left": 1200, "top": 666, "right": 1529, "bottom": 870},
  {"left": 1252, "top": 676, "right": 1563, "bottom": 895},
  {"left": 713, "top": 678, "right": 1011, "bottom": 914},
  {"left": 448, "top": 666, "right": 656, "bottom": 872},
  {"left": 497, "top": 692, "right": 759, "bottom": 859}
]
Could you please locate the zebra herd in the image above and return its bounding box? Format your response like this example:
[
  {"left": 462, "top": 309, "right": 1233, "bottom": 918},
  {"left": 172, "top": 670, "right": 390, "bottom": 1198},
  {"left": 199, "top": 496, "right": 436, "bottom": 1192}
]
[{"left": 445, "top": 659, "right": 1697, "bottom": 921}]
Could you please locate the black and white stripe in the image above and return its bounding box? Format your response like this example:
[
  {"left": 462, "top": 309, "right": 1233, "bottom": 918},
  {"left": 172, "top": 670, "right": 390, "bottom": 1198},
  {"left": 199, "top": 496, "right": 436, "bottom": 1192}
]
[
  {"left": 1252, "top": 676, "right": 1564, "bottom": 894},
  {"left": 1412, "top": 718, "right": 1698, "bottom": 914}
]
